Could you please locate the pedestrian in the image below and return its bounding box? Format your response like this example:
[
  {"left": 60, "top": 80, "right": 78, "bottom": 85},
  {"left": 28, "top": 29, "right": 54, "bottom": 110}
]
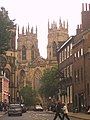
[
  {"left": 62, "top": 103, "right": 70, "bottom": 120},
  {"left": 53, "top": 101, "right": 63, "bottom": 120}
]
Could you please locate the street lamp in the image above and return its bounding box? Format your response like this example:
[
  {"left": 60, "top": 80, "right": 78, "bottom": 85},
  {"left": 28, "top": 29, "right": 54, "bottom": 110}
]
[{"left": 10, "top": 53, "right": 16, "bottom": 103}]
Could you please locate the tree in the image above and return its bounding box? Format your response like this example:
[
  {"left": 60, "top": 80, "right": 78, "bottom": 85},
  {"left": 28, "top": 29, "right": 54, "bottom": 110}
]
[
  {"left": 0, "top": 7, "right": 15, "bottom": 54},
  {"left": 20, "top": 86, "right": 36, "bottom": 106},
  {"left": 39, "top": 67, "right": 59, "bottom": 99}
]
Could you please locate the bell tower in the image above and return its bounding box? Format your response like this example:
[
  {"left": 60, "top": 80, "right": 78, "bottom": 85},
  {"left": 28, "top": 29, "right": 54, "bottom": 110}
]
[{"left": 47, "top": 19, "right": 69, "bottom": 62}]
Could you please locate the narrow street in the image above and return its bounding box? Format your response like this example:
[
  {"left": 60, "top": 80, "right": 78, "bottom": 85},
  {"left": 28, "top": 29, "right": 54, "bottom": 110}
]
[{"left": 0, "top": 111, "right": 85, "bottom": 120}]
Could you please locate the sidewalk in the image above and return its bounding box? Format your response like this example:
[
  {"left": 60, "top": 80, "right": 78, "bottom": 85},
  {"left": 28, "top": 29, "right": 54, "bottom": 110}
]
[
  {"left": 46, "top": 111, "right": 90, "bottom": 120},
  {"left": 68, "top": 112, "right": 90, "bottom": 120},
  {"left": 0, "top": 111, "right": 7, "bottom": 117}
]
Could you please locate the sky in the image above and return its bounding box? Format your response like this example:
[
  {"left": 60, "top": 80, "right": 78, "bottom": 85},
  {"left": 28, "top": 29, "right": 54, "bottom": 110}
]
[{"left": 0, "top": 0, "right": 90, "bottom": 58}]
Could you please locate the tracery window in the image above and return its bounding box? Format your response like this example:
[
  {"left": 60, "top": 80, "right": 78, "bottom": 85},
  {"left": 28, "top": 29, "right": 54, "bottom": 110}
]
[
  {"left": 20, "top": 70, "right": 25, "bottom": 80},
  {"left": 34, "top": 69, "right": 42, "bottom": 91},
  {"left": 53, "top": 42, "right": 57, "bottom": 57},
  {"left": 31, "top": 45, "right": 35, "bottom": 61},
  {"left": 4, "top": 68, "right": 10, "bottom": 79},
  {"left": 22, "top": 45, "right": 26, "bottom": 60}
]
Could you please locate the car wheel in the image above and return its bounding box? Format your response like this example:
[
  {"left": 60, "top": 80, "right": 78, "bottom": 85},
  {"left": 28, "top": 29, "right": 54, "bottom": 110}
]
[
  {"left": 20, "top": 113, "right": 22, "bottom": 116},
  {"left": 8, "top": 114, "right": 11, "bottom": 116}
]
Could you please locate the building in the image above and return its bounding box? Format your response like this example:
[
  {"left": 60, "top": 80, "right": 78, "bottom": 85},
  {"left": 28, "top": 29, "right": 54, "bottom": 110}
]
[
  {"left": 73, "top": 3, "right": 90, "bottom": 112},
  {"left": 16, "top": 19, "right": 69, "bottom": 102},
  {"left": 57, "top": 36, "right": 74, "bottom": 111},
  {"left": 57, "top": 3, "right": 90, "bottom": 112},
  {"left": 0, "top": 7, "right": 17, "bottom": 103},
  {"left": 0, "top": 76, "right": 9, "bottom": 103},
  {"left": 47, "top": 19, "right": 69, "bottom": 64}
]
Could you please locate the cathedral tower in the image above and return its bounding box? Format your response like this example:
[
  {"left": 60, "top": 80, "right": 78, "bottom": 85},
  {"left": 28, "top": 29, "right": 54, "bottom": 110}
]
[
  {"left": 47, "top": 19, "right": 69, "bottom": 63},
  {"left": 17, "top": 25, "right": 40, "bottom": 89}
]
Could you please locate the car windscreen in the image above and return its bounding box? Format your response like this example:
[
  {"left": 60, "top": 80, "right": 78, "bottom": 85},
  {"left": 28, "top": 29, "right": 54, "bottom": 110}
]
[{"left": 9, "top": 104, "right": 20, "bottom": 108}]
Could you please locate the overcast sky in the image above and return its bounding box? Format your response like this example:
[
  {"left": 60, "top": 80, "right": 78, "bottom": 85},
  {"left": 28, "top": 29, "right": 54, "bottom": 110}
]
[{"left": 0, "top": 0, "right": 89, "bottom": 58}]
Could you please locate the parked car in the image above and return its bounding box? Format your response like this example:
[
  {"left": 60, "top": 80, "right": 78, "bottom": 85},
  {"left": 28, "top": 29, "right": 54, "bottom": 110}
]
[
  {"left": 34, "top": 104, "right": 43, "bottom": 111},
  {"left": 87, "top": 106, "right": 90, "bottom": 114},
  {"left": 8, "top": 104, "right": 22, "bottom": 116},
  {"left": 21, "top": 104, "right": 27, "bottom": 113}
]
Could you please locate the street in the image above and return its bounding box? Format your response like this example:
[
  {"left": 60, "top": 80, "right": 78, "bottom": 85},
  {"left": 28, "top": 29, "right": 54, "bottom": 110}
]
[{"left": 0, "top": 111, "right": 84, "bottom": 120}]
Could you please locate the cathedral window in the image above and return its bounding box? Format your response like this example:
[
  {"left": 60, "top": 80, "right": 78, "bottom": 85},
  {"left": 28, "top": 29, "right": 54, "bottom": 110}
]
[
  {"left": 4, "top": 68, "right": 10, "bottom": 79},
  {"left": 31, "top": 45, "right": 35, "bottom": 61},
  {"left": 22, "top": 45, "right": 26, "bottom": 60},
  {"left": 53, "top": 42, "right": 57, "bottom": 57}
]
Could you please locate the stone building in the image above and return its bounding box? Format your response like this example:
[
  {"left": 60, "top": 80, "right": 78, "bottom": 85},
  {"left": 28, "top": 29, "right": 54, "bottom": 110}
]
[{"left": 17, "top": 19, "right": 69, "bottom": 102}]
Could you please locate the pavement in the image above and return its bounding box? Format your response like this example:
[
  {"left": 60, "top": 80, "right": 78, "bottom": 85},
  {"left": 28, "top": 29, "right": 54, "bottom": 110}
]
[
  {"left": 0, "top": 111, "right": 7, "bottom": 117},
  {"left": 68, "top": 112, "right": 90, "bottom": 120},
  {"left": 0, "top": 111, "right": 90, "bottom": 120},
  {"left": 46, "top": 111, "right": 90, "bottom": 120}
]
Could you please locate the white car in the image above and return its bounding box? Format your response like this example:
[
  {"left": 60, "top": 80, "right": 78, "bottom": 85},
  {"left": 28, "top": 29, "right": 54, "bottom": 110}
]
[{"left": 34, "top": 105, "right": 43, "bottom": 111}]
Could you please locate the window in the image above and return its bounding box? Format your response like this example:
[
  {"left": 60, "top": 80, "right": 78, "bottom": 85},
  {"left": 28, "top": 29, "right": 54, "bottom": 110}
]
[
  {"left": 59, "top": 53, "right": 61, "bottom": 63},
  {"left": 70, "top": 43, "right": 72, "bottom": 56},
  {"left": 53, "top": 42, "right": 57, "bottom": 57},
  {"left": 67, "top": 46, "right": 69, "bottom": 58},
  {"left": 81, "top": 48, "right": 83, "bottom": 56},
  {"left": 67, "top": 66, "right": 70, "bottom": 77},
  {"left": 31, "top": 45, "right": 35, "bottom": 61},
  {"left": 77, "top": 69, "right": 79, "bottom": 81},
  {"left": 70, "top": 64, "right": 73, "bottom": 77},
  {"left": 64, "top": 48, "right": 67, "bottom": 59},
  {"left": 81, "top": 67, "right": 83, "bottom": 81},
  {"left": 87, "top": 83, "right": 89, "bottom": 95},
  {"left": 22, "top": 45, "right": 26, "bottom": 60},
  {"left": 74, "top": 70, "right": 76, "bottom": 83},
  {"left": 62, "top": 50, "right": 64, "bottom": 61},
  {"left": 78, "top": 51, "right": 80, "bottom": 58},
  {"left": 74, "top": 53, "right": 77, "bottom": 58}
]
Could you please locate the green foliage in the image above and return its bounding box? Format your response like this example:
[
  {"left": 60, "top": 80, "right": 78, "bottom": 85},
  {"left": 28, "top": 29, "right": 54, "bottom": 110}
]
[
  {"left": 20, "top": 86, "right": 37, "bottom": 106},
  {"left": 39, "top": 67, "right": 59, "bottom": 98},
  {"left": 0, "top": 7, "right": 15, "bottom": 54}
]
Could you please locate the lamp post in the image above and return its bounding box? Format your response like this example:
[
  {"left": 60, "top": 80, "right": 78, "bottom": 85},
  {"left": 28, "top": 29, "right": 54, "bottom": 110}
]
[
  {"left": 57, "top": 71, "right": 67, "bottom": 102},
  {"left": 10, "top": 53, "right": 16, "bottom": 103}
]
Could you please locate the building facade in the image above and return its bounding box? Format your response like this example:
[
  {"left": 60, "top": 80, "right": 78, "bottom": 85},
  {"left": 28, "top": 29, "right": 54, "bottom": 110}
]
[
  {"left": 57, "top": 3, "right": 90, "bottom": 112},
  {"left": 16, "top": 19, "right": 69, "bottom": 103},
  {"left": 57, "top": 36, "right": 74, "bottom": 111}
]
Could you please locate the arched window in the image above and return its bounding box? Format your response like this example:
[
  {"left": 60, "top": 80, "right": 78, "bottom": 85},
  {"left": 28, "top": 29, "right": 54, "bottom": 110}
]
[
  {"left": 31, "top": 45, "right": 34, "bottom": 61},
  {"left": 33, "top": 69, "right": 42, "bottom": 91},
  {"left": 22, "top": 45, "right": 26, "bottom": 60},
  {"left": 53, "top": 42, "right": 57, "bottom": 57},
  {"left": 4, "top": 68, "right": 10, "bottom": 79},
  {"left": 20, "top": 70, "right": 25, "bottom": 80},
  {"left": 20, "top": 70, "right": 25, "bottom": 88}
]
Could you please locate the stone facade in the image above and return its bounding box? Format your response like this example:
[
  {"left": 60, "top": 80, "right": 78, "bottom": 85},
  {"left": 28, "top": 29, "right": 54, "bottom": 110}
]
[{"left": 17, "top": 19, "right": 69, "bottom": 94}]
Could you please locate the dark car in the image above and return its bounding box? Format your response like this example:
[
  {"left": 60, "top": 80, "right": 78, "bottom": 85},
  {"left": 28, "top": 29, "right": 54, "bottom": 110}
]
[
  {"left": 8, "top": 104, "right": 22, "bottom": 116},
  {"left": 21, "top": 104, "right": 27, "bottom": 113}
]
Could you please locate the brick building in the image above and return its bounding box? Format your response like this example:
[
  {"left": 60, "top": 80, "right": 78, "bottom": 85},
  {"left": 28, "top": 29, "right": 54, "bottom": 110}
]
[
  {"left": 57, "top": 3, "right": 90, "bottom": 112},
  {"left": 73, "top": 3, "right": 90, "bottom": 112},
  {"left": 57, "top": 36, "right": 74, "bottom": 111}
]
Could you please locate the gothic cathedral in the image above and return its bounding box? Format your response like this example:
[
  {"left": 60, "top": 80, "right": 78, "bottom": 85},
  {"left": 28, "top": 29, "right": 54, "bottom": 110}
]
[{"left": 17, "top": 19, "right": 69, "bottom": 93}]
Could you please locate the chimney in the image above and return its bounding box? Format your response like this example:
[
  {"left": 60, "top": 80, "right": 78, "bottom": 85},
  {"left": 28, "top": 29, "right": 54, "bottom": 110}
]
[
  {"left": 89, "top": 4, "right": 90, "bottom": 11},
  {"left": 82, "top": 3, "right": 84, "bottom": 11},
  {"left": 86, "top": 3, "right": 87, "bottom": 11}
]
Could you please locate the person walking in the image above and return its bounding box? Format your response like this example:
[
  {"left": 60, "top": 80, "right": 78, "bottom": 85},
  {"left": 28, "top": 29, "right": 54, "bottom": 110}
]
[
  {"left": 62, "top": 103, "right": 70, "bottom": 120},
  {"left": 53, "top": 101, "right": 63, "bottom": 120}
]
